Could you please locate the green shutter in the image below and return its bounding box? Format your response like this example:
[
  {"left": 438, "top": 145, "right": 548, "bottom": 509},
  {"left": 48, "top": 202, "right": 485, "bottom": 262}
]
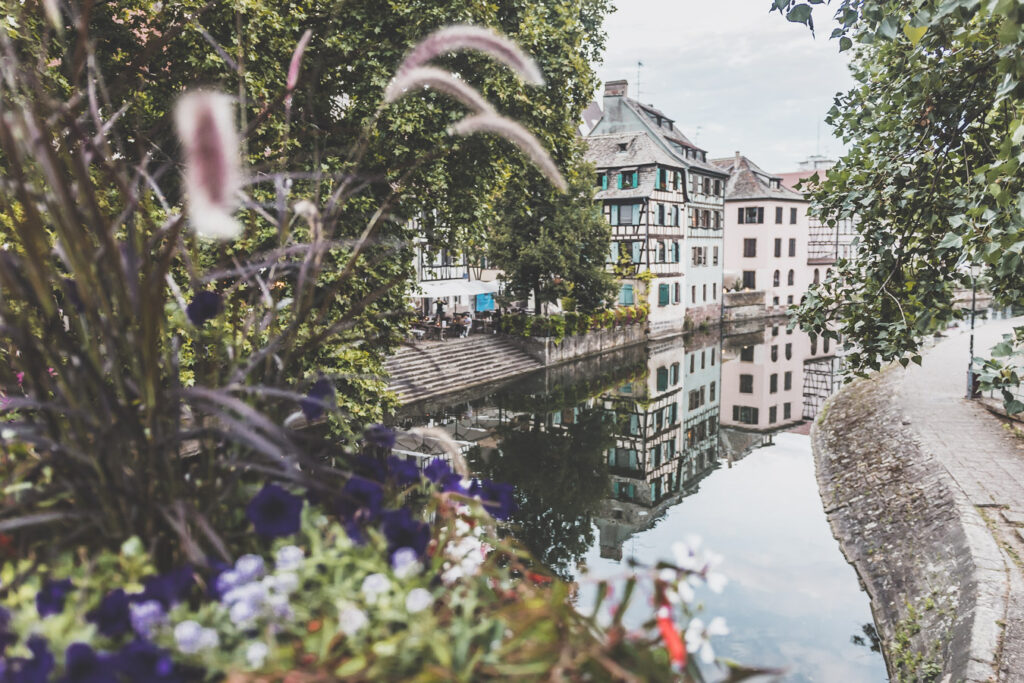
[
  {"left": 657, "top": 367, "right": 669, "bottom": 391},
  {"left": 632, "top": 241, "right": 643, "bottom": 263},
  {"left": 632, "top": 170, "right": 638, "bottom": 187},
  {"left": 658, "top": 283, "right": 670, "bottom": 306},
  {"left": 617, "top": 173, "right": 623, "bottom": 189},
  {"left": 610, "top": 204, "right": 619, "bottom": 225},
  {"left": 654, "top": 167, "right": 661, "bottom": 190},
  {"left": 601, "top": 174, "right": 608, "bottom": 190},
  {"left": 609, "top": 241, "right": 619, "bottom": 261}
]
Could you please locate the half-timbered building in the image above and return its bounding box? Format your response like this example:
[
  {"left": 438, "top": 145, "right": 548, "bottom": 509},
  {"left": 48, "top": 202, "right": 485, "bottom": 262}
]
[{"left": 585, "top": 80, "right": 727, "bottom": 338}]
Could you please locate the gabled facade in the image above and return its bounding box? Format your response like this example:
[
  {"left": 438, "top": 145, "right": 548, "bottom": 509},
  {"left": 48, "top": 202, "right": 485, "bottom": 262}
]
[
  {"left": 585, "top": 80, "right": 727, "bottom": 338},
  {"left": 712, "top": 153, "right": 810, "bottom": 314}
]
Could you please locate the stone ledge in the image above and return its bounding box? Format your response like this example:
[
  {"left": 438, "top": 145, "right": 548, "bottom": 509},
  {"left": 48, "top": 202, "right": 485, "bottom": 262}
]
[{"left": 812, "top": 368, "right": 1007, "bottom": 682}]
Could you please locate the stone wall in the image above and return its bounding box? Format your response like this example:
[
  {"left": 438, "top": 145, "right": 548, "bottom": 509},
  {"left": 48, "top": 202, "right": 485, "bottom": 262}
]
[
  {"left": 723, "top": 290, "right": 766, "bottom": 321},
  {"left": 509, "top": 323, "right": 647, "bottom": 366},
  {"left": 813, "top": 368, "right": 996, "bottom": 682}
]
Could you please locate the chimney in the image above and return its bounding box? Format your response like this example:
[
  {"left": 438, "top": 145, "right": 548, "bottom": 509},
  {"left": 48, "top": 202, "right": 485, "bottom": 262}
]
[
  {"left": 604, "top": 80, "right": 628, "bottom": 98},
  {"left": 735, "top": 150, "right": 742, "bottom": 165}
]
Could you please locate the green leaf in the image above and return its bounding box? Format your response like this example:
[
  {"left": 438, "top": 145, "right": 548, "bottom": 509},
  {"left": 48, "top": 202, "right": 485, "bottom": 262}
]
[
  {"left": 839, "top": 36, "right": 853, "bottom": 51},
  {"left": 903, "top": 23, "right": 927, "bottom": 44},
  {"left": 786, "top": 5, "right": 812, "bottom": 24},
  {"left": 1006, "top": 400, "right": 1024, "bottom": 415},
  {"left": 936, "top": 232, "right": 963, "bottom": 250},
  {"left": 878, "top": 17, "right": 899, "bottom": 39}
]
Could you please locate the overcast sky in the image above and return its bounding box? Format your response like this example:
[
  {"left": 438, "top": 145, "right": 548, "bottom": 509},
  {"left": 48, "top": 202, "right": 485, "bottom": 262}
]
[{"left": 596, "top": 0, "right": 855, "bottom": 173}]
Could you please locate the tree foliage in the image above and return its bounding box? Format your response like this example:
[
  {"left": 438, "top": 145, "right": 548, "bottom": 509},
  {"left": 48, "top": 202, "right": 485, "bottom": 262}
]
[
  {"left": 774, "top": 0, "right": 1024, "bottom": 406},
  {"left": 489, "top": 159, "right": 618, "bottom": 314}
]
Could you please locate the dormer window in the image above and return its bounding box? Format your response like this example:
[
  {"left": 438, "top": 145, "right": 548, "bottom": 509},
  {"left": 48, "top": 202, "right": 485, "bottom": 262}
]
[
  {"left": 770, "top": 179, "right": 780, "bottom": 189},
  {"left": 618, "top": 170, "right": 638, "bottom": 190},
  {"left": 617, "top": 142, "right": 628, "bottom": 152}
]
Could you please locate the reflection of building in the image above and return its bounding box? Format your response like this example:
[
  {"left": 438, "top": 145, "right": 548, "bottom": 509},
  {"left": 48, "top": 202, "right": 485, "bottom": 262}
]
[
  {"left": 585, "top": 80, "right": 727, "bottom": 337},
  {"left": 720, "top": 322, "right": 838, "bottom": 432},
  {"left": 712, "top": 153, "right": 809, "bottom": 314},
  {"left": 596, "top": 333, "right": 722, "bottom": 560}
]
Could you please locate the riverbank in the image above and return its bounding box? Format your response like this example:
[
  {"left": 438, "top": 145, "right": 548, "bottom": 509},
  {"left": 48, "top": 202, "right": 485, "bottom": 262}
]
[{"left": 813, "top": 317, "right": 1024, "bottom": 682}]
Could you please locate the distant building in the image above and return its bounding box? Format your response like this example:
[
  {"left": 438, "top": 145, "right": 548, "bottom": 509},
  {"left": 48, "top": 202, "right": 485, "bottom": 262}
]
[
  {"left": 585, "top": 80, "right": 728, "bottom": 337},
  {"left": 712, "top": 153, "right": 810, "bottom": 313},
  {"left": 777, "top": 157, "right": 857, "bottom": 270}
]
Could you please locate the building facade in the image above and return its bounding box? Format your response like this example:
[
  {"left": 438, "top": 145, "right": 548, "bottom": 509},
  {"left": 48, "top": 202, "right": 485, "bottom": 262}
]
[
  {"left": 585, "top": 80, "right": 727, "bottom": 337},
  {"left": 713, "top": 153, "right": 811, "bottom": 314}
]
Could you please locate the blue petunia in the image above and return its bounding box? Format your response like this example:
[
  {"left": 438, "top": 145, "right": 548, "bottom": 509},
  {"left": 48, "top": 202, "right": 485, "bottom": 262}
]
[
  {"left": 246, "top": 483, "right": 303, "bottom": 539},
  {"left": 423, "top": 458, "right": 451, "bottom": 483},
  {"left": 380, "top": 508, "right": 430, "bottom": 558},
  {"left": 386, "top": 456, "right": 420, "bottom": 486},
  {"left": 470, "top": 479, "right": 517, "bottom": 521},
  {"left": 137, "top": 566, "right": 195, "bottom": 609},
  {"left": 185, "top": 291, "right": 222, "bottom": 327},
  {"left": 36, "top": 578, "right": 73, "bottom": 618},
  {"left": 60, "top": 643, "right": 117, "bottom": 683},
  {"left": 335, "top": 476, "right": 383, "bottom": 526},
  {"left": 86, "top": 589, "right": 132, "bottom": 639},
  {"left": 116, "top": 639, "right": 197, "bottom": 683},
  {"left": 299, "top": 377, "right": 334, "bottom": 421},
  {"left": 5, "top": 635, "right": 55, "bottom": 683},
  {"left": 364, "top": 424, "right": 396, "bottom": 450}
]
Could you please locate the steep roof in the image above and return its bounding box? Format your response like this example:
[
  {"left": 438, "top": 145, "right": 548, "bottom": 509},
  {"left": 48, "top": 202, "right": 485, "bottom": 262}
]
[
  {"left": 585, "top": 132, "right": 681, "bottom": 169},
  {"left": 710, "top": 154, "right": 805, "bottom": 202}
]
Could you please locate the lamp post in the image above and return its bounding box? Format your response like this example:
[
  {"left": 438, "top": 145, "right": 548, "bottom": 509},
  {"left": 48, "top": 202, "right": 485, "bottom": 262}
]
[{"left": 966, "top": 264, "right": 977, "bottom": 399}]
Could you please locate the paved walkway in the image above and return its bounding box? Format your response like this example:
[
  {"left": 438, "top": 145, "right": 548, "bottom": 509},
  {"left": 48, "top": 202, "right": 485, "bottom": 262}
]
[{"left": 901, "top": 316, "right": 1024, "bottom": 681}]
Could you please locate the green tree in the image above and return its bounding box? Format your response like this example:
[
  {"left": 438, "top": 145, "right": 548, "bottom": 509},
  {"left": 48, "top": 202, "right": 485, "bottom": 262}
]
[
  {"left": 774, "top": 1, "right": 1024, "bottom": 409},
  {"left": 489, "top": 159, "right": 618, "bottom": 315}
]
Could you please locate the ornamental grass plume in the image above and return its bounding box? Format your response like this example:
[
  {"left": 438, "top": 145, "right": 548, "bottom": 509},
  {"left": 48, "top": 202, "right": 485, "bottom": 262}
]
[
  {"left": 396, "top": 24, "right": 544, "bottom": 85},
  {"left": 174, "top": 91, "right": 243, "bottom": 241}
]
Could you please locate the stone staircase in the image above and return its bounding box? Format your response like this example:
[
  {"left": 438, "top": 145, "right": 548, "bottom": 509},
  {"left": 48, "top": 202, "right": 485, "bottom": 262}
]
[{"left": 385, "top": 335, "right": 543, "bottom": 405}]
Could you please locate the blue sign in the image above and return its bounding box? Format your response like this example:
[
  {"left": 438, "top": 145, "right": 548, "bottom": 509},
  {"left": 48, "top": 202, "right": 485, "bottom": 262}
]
[{"left": 475, "top": 293, "right": 495, "bottom": 312}]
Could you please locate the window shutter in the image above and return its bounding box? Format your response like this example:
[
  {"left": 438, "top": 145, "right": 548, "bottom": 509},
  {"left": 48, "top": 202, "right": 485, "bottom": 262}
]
[
  {"left": 757, "top": 207, "right": 764, "bottom": 223},
  {"left": 601, "top": 174, "right": 608, "bottom": 190},
  {"left": 635, "top": 202, "right": 643, "bottom": 225},
  {"left": 617, "top": 173, "right": 623, "bottom": 189},
  {"left": 658, "top": 284, "right": 670, "bottom": 307},
  {"left": 738, "top": 207, "right": 744, "bottom": 224},
  {"left": 673, "top": 241, "right": 680, "bottom": 262},
  {"left": 609, "top": 241, "right": 619, "bottom": 261},
  {"left": 632, "top": 170, "right": 638, "bottom": 187},
  {"left": 632, "top": 241, "right": 643, "bottom": 263},
  {"left": 657, "top": 367, "right": 669, "bottom": 390}
]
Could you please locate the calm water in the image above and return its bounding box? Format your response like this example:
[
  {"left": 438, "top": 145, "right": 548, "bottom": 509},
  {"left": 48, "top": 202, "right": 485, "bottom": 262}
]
[{"left": 392, "top": 320, "right": 887, "bottom": 681}]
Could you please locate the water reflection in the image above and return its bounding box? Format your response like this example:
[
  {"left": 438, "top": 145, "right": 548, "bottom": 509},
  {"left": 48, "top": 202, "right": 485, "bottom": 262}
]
[{"left": 393, "top": 319, "right": 845, "bottom": 576}]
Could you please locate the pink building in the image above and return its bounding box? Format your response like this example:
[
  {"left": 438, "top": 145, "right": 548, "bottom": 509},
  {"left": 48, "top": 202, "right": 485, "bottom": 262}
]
[{"left": 713, "top": 153, "right": 811, "bottom": 313}]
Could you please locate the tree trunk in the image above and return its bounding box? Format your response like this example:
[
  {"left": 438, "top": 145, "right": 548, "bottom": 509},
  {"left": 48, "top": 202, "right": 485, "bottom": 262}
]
[{"left": 534, "top": 286, "right": 542, "bottom": 316}]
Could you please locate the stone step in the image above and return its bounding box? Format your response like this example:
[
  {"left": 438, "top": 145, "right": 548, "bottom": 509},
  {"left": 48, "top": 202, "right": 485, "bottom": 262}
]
[{"left": 385, "top": 336, "right": 542, "bottom": 404}]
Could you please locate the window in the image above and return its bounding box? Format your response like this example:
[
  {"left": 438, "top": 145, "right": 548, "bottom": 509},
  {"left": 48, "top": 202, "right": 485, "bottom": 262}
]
[
  {"left": 619, "top": 284, "right": 635, "bottom": 305},
  {"left": 740, "top": 346, "right": 754, "bottom": 362},
  {"left": 674, "top": 171, "right": 681, "bottom": 190},
  {"left": 715, "top": 211, "right": 723, "bottom": 229},
  {"left": 813, "top": 268, "right": 820, "bottom": 284},
  {"left": 701, "top": 351, "right": 706, "bottom": 369},
  {"left": 658, "top": 283, "right": 670, "bottom": 307},
  {"left": 709, "top": 381, "right": 716, "bottom": 401},
  {"left": 772, "top": 296, "right": 780, "bottom": 305},
  {"left": 769, "top": 406, "right": 778, "bottom": 424},
  {"left": 790, "top": 207, "right": 798, "bottom": 224},
  {"left": 619, "top": 170, "right": 638, "bottom": 189},
  {"left": 688, "top": 389, "right": 701, "bottom": 410},
  {"left": 619, "top": 203, "right": 633, "bottom": 226},
  {"left": 785, "top": 343, "right": 792, "bottom": 360},
  {"left": 770, "top": 373, "right": 778, "bottom": 393},
  {"left": 784, "top": 371, "right": 792, "bottom": 390},
  {"left": 789, "top": 238, "right": 796, "bottom": 257},
  {"left": 672, "top": 241, "right": 681, "bottom": 263},
  {"left": 787, "top": 269, "right": 795, "bottom": 286},
  {"left": 711, "top": 348, "right": 716, "bottom": 365},
  {"left": 714, "top": 179, "right": 722, "bottom": 196},
  {"left": 596, "top": 173, "right": 606, "bottom": 189},
  {"left": 690, "top": 354, "right": 695, "bottom": 374},
  {"left": 773, "top": 270, "right": 780, "bottom": 287},
  {"left": 657, "top": 367, "right": 669, "bottom": 391},
  {"left": 739, "top": 374, "right": 753, "bottom": 393},
  {"left": 702, "top": 209, "right": 711, "bottom": 227},
  {"left": 772, "top": 325, "right": 779, "bottom": 336},
  {"left": 703, "top": 177, "right": 711, "bottom": 195},
  {"left": 713, "top": 246, "right": 719, "bottom": 265},
  {"left": 712, "top": 283, "right": 717, "bottom": 299},
  {"left": 657, "top": 241, "right": 666, "bottom": 262},
  {"left": 771, "top": 345, "right": 778, "bottom": 362},
  {"left": 691, "top": 285, "right": 697, "bottom": 303},
  {"left": 774, "top": 238, "right": 782, "bottom": 257},
  {"left": 673, "top": 283, "right": 681, "bottom": 304},
  {"left": 732, "top": 406, "right": 759, "bottom": 425},
  {"left": 742, "top": 270, "right": 756, "bottom": 290},
  {"left": 784, "top": 403, "right": 792, "bottom": 419},
  {"left": 811, "top": 337, "right": 817, "bottom": 355},
  {"left": 743, "top": 239, "right": 757, "bottom": 257},
  {"left": 824, "top": 337, "right": 830, "bottom": 353},
  {"left": 702, "top": 284, "right": 707, "bottom": 301},
  {"left": 658, "top": 203, "right": 665, "bottom": 225},
  {"left": 787, "top": 295, "right": 794, "bottom": 304},
  {"left": 670, "top": 363, "right": 680, "bottom": 385},
  {"left": 657, "top": 167, "right": 668, "bottom": 190},
  {"left": 739, "top": 207, "right": 764, "bottom": 224},
  {"left": 775, "top": 206, "right": 783, "bottom": 224},
  {"left": 672, "top": 205, "right": 680, "bottom": 226}
]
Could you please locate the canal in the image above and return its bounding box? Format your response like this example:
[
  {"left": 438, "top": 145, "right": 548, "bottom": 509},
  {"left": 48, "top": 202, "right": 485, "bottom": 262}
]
[{"left": 390, "top": 319, "right": 888, "bottom": 681}]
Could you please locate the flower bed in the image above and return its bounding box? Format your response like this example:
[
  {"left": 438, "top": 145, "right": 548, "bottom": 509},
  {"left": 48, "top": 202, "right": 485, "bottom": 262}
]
[{"left": 497, "top": 304, "right": 650, "bottom": 343}]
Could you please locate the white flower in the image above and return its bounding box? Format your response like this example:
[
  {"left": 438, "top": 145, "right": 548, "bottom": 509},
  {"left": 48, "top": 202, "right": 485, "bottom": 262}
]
[
  {"left": 229, "top": 599, "right": 259, "bottom": 626},
  {"left": 337, "top": 604, "right": 368, "bottom": 637},
  {"left": 405, "top": 588, "right": 433, "bottom": 614},
  {"left": 234, "top": 554, "right": 266, "bottom": 582},
  {"left": 245, "top": 641, "right": 269, "bottom": 669},
  {"left": 275, "top": 545, "right": 305, "bottom": 571},
  {"left": 671, "top": 535, "right": 703, "bottom": 571},
  {"left": 174, "top": 620, "right": 218, "bottom": 654},
  {"left": 361, "top": 573, "right": 391, "bottom": 602},
  {"left": 264, "top": 571, "right": 299, "bottom": 595},
  {"left": 684, "top": 617, "right": 729, "bottom": 664},
  {"left": 391, "top": 547, "right": 422, "bottom": 579},
  {"left": 441, "top": 564, "right": 464, "bottom": 585}
]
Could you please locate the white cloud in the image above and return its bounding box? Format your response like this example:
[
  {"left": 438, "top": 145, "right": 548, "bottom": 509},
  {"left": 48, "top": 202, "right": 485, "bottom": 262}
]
[{"left": 596, "top": 0, "right": 855, "bottom": 172}]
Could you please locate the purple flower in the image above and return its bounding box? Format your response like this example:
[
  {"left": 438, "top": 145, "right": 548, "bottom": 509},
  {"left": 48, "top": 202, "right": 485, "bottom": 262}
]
[
  {"left": 128, "top": 600, "right": 165, "bottom": 639},
  {"left": 246, "top": 484, "right": 303, "bottom": 539},
  {"left": 5, "top": 635, "right": 55, "bottom": 683},
  {"left": 352, "top": 455, "right": 387, "bottom": 483},
  {"left": 86, "top": 589, "right": 131, "bottom": 639},
  {"left": 364, "top": 424, "right": 396, "bottom": 450},
  {"left": 116, "top": 639, "right": 194, "bottom": 683},
  {"left": 299, "top": 378, "right": 334, "bottom": 421},
  {"left": 233, "top": 554, "right": 265, "bottom": 583},
  {"left": 36, "top": 578, "right": 73, "bottom": 617},
  {"left": 423, "top": 458, "right": 451, "bottom": 483},
  {"left": 335, "top": 476, "right": 383, "bottom": 525},
  {"left": 470, "top": 479, "right": 517, "bottom": 521},
  {"left": 380, "top": 508, "right": 430, "bottom": 558},
  {"left": 387, "top": 456, "right": 420, "bottom": 486},
  {"left": 185, "top": 291, "right": 222, "bottom": 326},
  {"left": 0, "top": 606, "right": 16, "bottom": 654},
  {"left": 137, "top": 566, "right": 195, "bottom": 609},
  {"left": 61, "top": 643, "right": 117, "bottom": 683}
]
